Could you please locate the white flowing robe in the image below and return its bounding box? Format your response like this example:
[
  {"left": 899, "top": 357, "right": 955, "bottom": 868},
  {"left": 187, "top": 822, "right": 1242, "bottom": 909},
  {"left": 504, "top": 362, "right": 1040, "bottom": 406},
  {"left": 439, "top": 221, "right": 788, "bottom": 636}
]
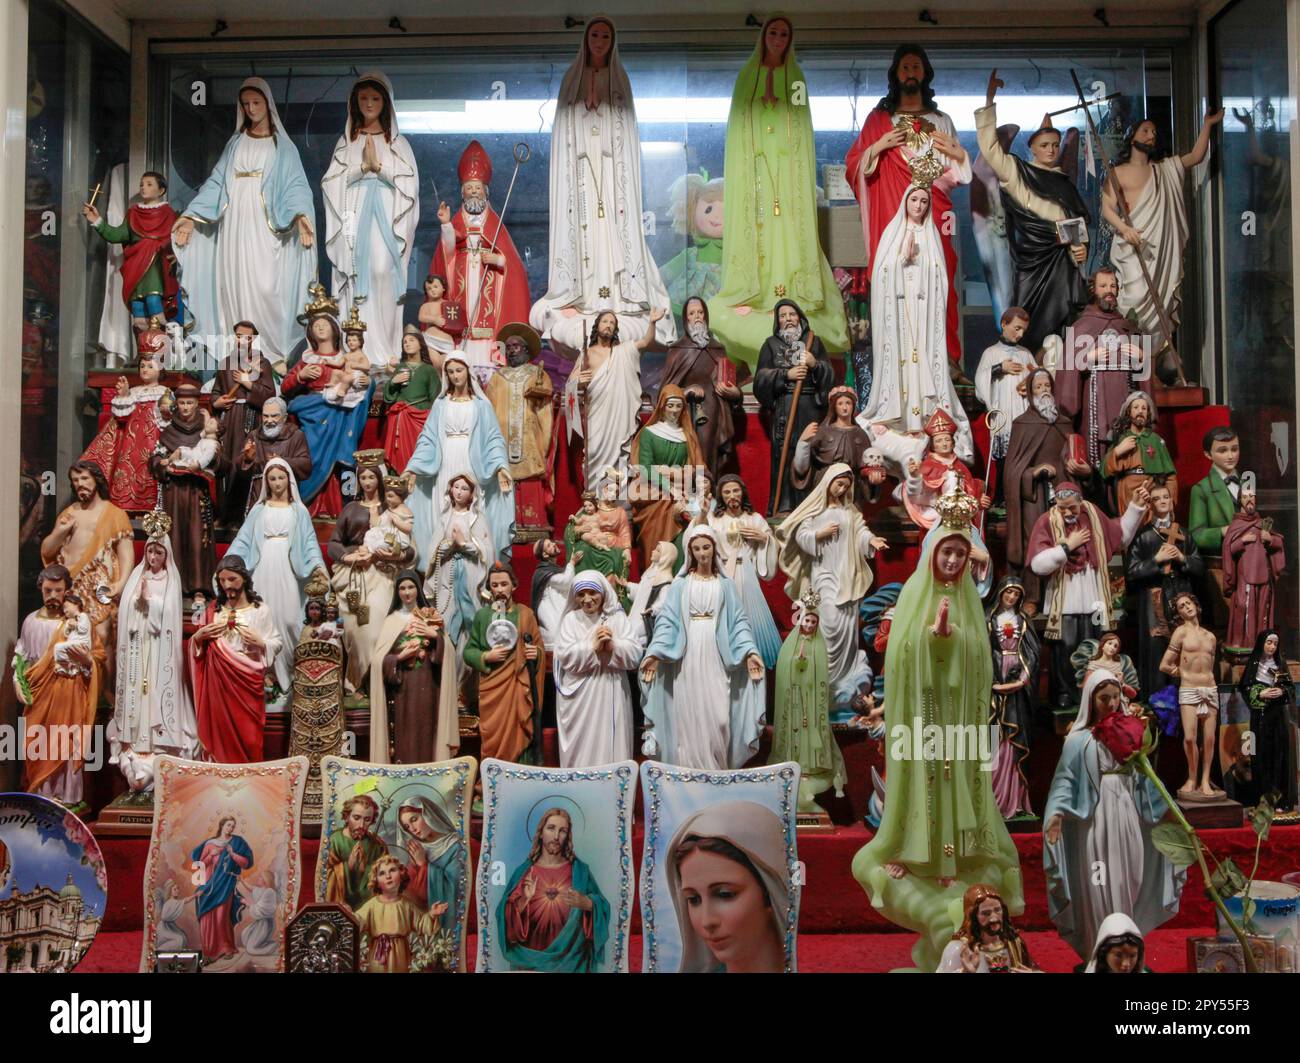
[
  {"left": 566, "top": 340, "right": 642, "bottom": 486},
  {"left": 553, "top": 592, "right": 641, "bottom": 767},
  {"left": 112, "top": 540, "right": 198, "bottom": 764},
  {"left": 1112, "top": 155, "right": 1190, "bottom": 339},
  {"left": 427, "top": 399, "right": 477, "bottom": 555},
  {"left": 794, "top": 507, "right": 877, "bottom": 707},
  {"left": 323, "top": 131, "right": 419, "bottom": 366},
  {"left": 673, "top": 576, "right": 733, "bottom": 769},
  {"left": 974, "top": 340, "right": 1039, "bottom": 457},
  {"left": 529, "top": 47, "right": 674, "bottom": 356},
  {"left": 859, "top": 193, "right": 973, "bottom": 464},
  {"left": 252, "top": 504, "right": 305, "bottom": 696}
]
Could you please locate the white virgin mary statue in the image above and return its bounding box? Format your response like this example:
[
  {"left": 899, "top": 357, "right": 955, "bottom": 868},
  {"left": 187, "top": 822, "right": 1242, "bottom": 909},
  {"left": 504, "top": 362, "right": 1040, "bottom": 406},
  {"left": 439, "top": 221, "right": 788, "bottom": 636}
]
[
  {"left": 528, "top": 16, "right": 675, "bottom": 357},
  {"left": 225, "top": 456, "right": 327, "bottom": 697},
  {"left": 857, "top": 182, "right": 973, "bottom": 469},
  {"left": 109, "top": 524, "right": 199, "bottom": 774},
  {"left": 403, "top": 352, "right": 514, "bottom": 571},
  {"left": 173, "top": 77, "right": 316, "bottom": 364},
  {"left": 322, "top": 71, "right": 419, "bottom": 367}
]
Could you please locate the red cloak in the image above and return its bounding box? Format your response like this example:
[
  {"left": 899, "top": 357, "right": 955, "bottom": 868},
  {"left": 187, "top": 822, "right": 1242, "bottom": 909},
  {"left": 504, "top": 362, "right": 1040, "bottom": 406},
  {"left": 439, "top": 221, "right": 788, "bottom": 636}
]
[
  {"left": 119, "top": 202, "right": 180, "bottom": 309},
  {"left": 846, "top": 106, "right": 961, "bottom": 362},
  {"left": 429, "top": 208, "right": 531, "bottom": 339}
]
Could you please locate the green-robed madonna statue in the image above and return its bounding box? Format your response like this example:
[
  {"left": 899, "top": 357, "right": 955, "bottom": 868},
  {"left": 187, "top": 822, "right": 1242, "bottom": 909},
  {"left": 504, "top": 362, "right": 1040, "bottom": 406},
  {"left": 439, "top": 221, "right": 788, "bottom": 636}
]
[
  {"left": 707, "top": 14, "right": 849, "bottom": 371},
  {"left": 852, "top": 488, "right": 1024, "bottom": 971}
]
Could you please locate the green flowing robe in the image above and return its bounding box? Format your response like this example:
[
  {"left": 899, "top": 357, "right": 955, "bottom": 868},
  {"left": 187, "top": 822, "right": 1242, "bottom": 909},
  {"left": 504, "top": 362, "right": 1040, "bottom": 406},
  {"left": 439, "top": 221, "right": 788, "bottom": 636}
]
[
  {"left": 851, "top": 528, "right": 1024, "bottom": 971},
  {"left": 708, "top": 40, "right": 849, "bottom": 369},
  {"left": 769, "top": 627, "right": 846, "bottom": 792}
]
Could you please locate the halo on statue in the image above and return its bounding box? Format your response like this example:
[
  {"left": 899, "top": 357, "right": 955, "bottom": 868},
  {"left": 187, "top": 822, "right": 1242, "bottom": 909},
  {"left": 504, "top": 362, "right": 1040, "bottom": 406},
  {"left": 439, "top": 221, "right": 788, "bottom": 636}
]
[{"left": 524, "top": 794, "right": 587, "bottom": 850}]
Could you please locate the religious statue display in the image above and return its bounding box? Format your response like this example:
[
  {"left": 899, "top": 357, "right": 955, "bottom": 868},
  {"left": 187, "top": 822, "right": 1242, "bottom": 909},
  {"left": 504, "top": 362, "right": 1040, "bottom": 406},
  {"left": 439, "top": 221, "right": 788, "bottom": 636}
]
[
  {"left": 225, "top": 457, "right": 329, "bottom": 701},
  {"left": 322, "top": 71, "right": 419, "bottom": 367},
  {"left": 432, "top": 141, "right": 531, "bottom": 376},
  {"left": 211, "top": 322, "right": 278, "bottom": 525},
  {"left": 1104, "top": 111, "right": 1221, "bottom": 346},
  {"left": 755, "top": 299, "right": 834, "bottom": 515},
  {"left": 108, "top": 511, "right": 198, "bottom": 793},
  {"left": 172, "top": 78, "right": 315, "bottom": 363},
  {"left": 1159, "top": 591, "right": 1221, "bottom": 800},
  {"left": 80, "top": 350, "right": 168, "bottom": 514},
  {"left": 707, "top": 474, "right": 781, "bottom": 669},
  {"left": 986, "top": 576, "right": 1040, "bottom": 820},
  {"left": 563, "top": 307, "right": 664, "bottom": 489},
  {"left": 288, "top": 599, "right": 346, "bottom": 826},
  {"left": 1053, "top": 269, "right": 1142, "bottom": 467},
  {"left": 281, "top": 287, "right": 375, "bottom": 517},
  {"left": 1027, "top": 483, "right": 1147, "bottom": 707},
  {"left": 552, "top": 572, "right": 643, "bottom": 767},
  {"left": 1102, "top": 391, "right": 1176, "bottom": 516},
  {"left": 189, "top": 556, "right": 282, "bottom": 764},
  {"left": 856, "top": 175, "right": 975, "bottom": 468},
  {"left": 529, "top": 17, "right": 675, "bottom": 356},
  {"left": 1043, "top": 670, "right": 1185, "bottom": 964},
  {"left": 938, "top": 883, "right": 1037, "bottom": 972},
  {"left": 369, "top": 572, "right": 458, "bottom": 766},
  {"left": 1221, "top": 481, "right": 1285, "bottom": 656},
  {"left": 237, "top": 396, "right": 312, "bottom": 509},
  {"left": 1237, "top": 630, "right": 1298, "bottom": 813},
  {"left": 976, "top": 72, "right": 1090, "bottom": 354},
  {"left": 40, "top": 461, "right": 135, "bottom": 660},
  {"left": 382, "top": 325, "right": 441, "bottom": 473},
  {"left": 709, "top": 15, "right": 848, "bottom": 368},
  {"left": 1125, "top": 478, "right": 1203, "bottom": 695},
  {"left": 974, "top": 306, "right": 1038, "bottom": 460},
  {"left": 778, "top": 463, "right": 887, "bottom": 712},
  {"left": 1188, "top": 426, "right": 1240, "bottom": 552},
  {"left": 847, "top": 44, "right": 970, "bottom": 365},
  {"left": 463, "top": 562, "right": 544, "bottom": 765},
  {"left": 82, "top": 169, "right": 178, "bottom": 331},
  {"left": 1003, "top": 367, "right": 1086, "bottom": 601},
  {"left": 641, "top": 526, "right": 766, "bottom": 771},
  {"left": 660, "top": 296, "right": 744, "bottom": 478},
  {"left": 769, "top": 591, "right": 847, "bottom": 814},
  {"left": 853, "top": 489, "right": 1023, "bottom": 971},
  {"left": 405, "top": 352, "right": 514, "bottom": 571},
  {"left": 628, "top": 384, "right": 706, "bottom": 569},
  {"left": 793, "top": 385, "right": 875, "bottom": 503},
  {"left": 485, "top": 322, "right": 554, "bottom": 530},
  {"left": 328, "top": 451, "right": 415, "bottom": 699},
  {"left": 13, "top": 565, "right": 105, "bottom": 811}
]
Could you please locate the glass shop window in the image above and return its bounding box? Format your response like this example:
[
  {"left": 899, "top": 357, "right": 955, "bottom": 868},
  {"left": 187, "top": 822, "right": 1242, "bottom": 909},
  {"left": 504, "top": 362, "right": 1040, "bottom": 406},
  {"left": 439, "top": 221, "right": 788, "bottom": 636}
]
[
  {"left": 150, "top": 42, "right": 1170, "bottom": 382},
  {"left": 1211, "top": 0, "right": 1297, "bottom": 649}
]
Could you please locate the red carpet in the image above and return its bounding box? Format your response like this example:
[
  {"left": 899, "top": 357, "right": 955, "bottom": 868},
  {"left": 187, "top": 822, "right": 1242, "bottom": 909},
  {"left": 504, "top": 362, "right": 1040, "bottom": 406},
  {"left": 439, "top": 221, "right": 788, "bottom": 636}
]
[
  {"left": 78, "top": 927, "right": 1213, "bottom": 974},
  {"left": 96, "top": 822, "right": 1300, "bottom": 934}
]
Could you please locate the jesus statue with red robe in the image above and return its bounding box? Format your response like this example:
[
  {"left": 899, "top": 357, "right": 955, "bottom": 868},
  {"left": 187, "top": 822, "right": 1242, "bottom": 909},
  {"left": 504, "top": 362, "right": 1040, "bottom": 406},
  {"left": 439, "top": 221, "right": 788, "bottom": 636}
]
[{"left": 845, "top": 44, "right": 970, "bottom": 364}]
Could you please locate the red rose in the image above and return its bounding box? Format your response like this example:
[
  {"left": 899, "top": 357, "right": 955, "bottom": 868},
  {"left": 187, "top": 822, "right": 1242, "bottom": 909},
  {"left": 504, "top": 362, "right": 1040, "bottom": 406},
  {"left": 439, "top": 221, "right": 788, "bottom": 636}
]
[{"left": 1091, "top": 710, "right": 1147, "bottom": 762}]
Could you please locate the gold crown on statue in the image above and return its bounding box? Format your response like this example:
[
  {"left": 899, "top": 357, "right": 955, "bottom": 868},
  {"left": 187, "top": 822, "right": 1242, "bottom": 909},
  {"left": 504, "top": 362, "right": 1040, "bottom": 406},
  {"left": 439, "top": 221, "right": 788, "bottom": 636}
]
[
  {"left": 342, "top": 304, "right": 367, "bottom": 334},
  {"left": 383, "top": 474, "right": 411, "bottom": 496},
  {"left": 353, "top": 448, "right": 386, "bottom": 469},
  {"left": 141, "top": 508, "right": 172, "bottom": 542},
  {"left": 300, "top": 282, "right": 339, "bottom": 322},
  {"left": 799, "top": 589, "right": 821, "bottom": 614},
  {"left": 936, "top": 486, "right": 979, "bottom": 531}
]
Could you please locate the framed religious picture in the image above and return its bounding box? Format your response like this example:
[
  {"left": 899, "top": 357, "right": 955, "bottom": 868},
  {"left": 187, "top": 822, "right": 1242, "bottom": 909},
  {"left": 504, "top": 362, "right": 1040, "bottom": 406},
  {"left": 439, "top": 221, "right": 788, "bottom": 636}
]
[
  {"left": 640, "top": 761, "right": 802, "bottom": 974},
  {"left": 313, "top": 755, "right": 476, "bottom": 973},
  {"left": 475, "top": 759, "right": 637, "bottom": 973},
  {"left": 286, "top": 903, "right": 361, "bottom": 973},
  {"left": 0, "top": 793, "right": 108, "bottom": 972},
  {"left": 139, "top": 755, "right": 309, "bottom": 973}
]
